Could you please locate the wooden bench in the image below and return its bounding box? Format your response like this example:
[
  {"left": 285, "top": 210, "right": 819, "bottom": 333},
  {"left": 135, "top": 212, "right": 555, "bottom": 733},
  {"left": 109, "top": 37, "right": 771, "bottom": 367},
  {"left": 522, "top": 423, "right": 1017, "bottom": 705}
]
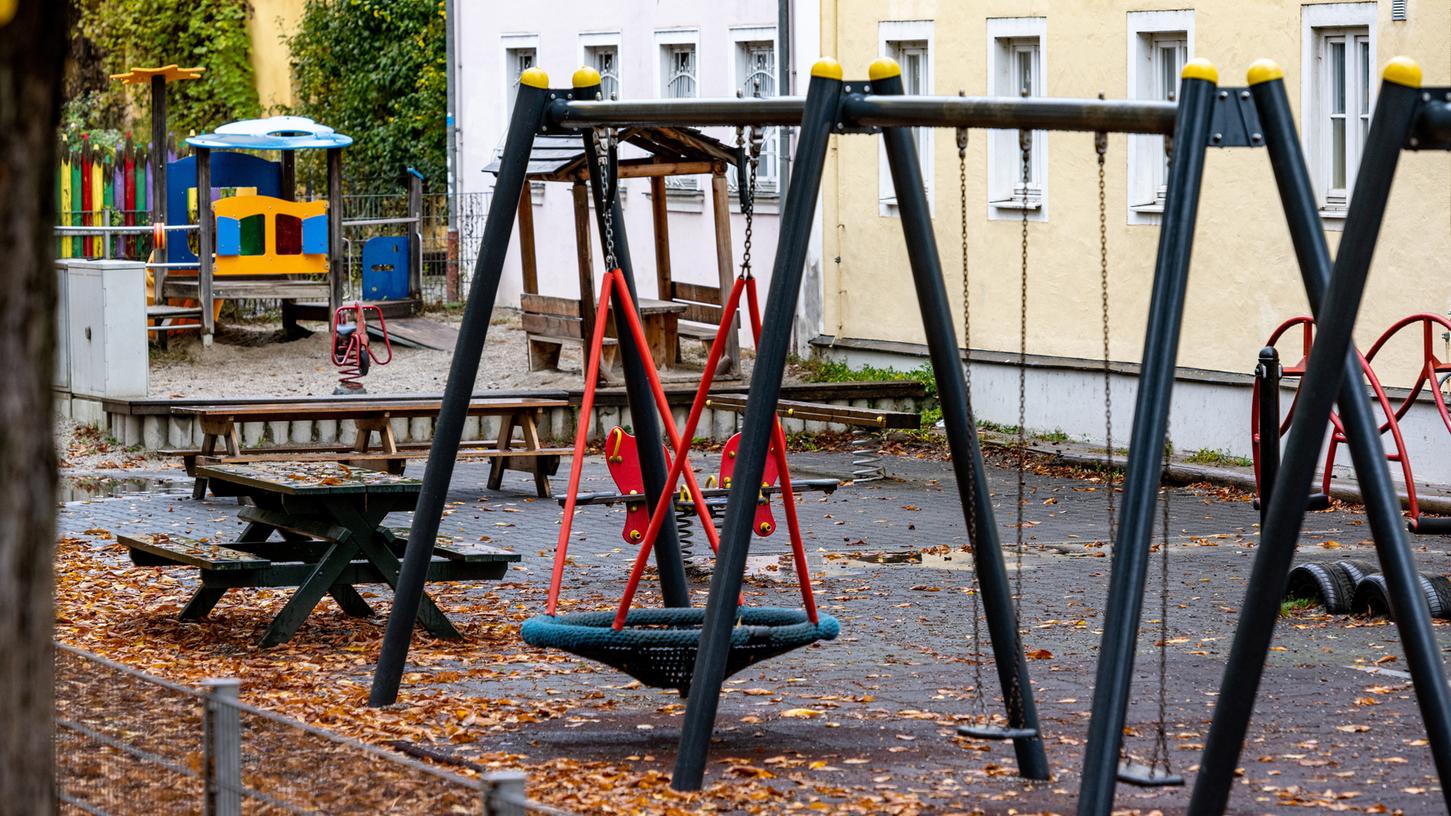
[
  {"left": 168, "top": 397, "right": 570, "bottom": 499},
  {"left": 703, "top": 395, "right": 920, "bottom": 430},
  {"left": 520, "top": 292, "right": 686, "bottom": 373}
]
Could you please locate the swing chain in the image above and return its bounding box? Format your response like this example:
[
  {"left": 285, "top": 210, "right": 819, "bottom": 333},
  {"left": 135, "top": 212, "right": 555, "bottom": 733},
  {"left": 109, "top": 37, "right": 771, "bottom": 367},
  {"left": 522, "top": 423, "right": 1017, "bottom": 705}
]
[
  {"left": 1007, "top": 122, "right": 1032, "bottom": 716},
  {"left": 1151, "top": 421, "right": 1176, "bottom": 774},
  {"left": 591, "top": 125, "right": 619, "bottom": 270},
  {"left": 1096, "top": 111, "right": 1116, "bottom": 543},
  {"left": 737, "top": 124, "right": 764, "bottom": 279}
]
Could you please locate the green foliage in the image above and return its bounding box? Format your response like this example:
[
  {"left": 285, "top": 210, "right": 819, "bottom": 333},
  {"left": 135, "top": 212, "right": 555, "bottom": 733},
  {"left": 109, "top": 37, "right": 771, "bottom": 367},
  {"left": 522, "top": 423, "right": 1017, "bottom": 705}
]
[
  {"left": 288, "top": 0, "right": 446, "bottom": 187},
  {"left": 69, "top": 0, "right": 261, "bottom": 139},
  {"left": 1185, "top": 447, "right": 1253, "bottom": 468},
  {"left": 792, "top": 356, "right": 941, "bottom": 429}
]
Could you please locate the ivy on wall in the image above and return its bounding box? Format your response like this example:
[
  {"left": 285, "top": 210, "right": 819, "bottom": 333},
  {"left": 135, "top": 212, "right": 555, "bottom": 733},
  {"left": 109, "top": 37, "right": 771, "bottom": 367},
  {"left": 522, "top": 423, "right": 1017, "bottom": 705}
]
[
  {"left": 287, "top": 0, "right": 446, "bottom": 189},
  {"left": 67, "top": 0, "right": 261, "bottom": 140}
]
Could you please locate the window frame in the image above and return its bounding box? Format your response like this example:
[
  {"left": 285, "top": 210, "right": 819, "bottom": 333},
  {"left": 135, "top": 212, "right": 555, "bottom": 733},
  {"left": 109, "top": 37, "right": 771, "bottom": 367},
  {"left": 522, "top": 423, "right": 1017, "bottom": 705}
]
[
  {"left": 501, "top": 34, "right": 540, "bottom": 116},
  {"left": 580, "top": 31, "right": 622, "bottom": 100},
  {"left": 655, "top": 30, "right": 702, "bottom": 194},
  {"left": 878, "top": 20, "right": 935, "bottom": 217},
  {"left": 728, "top": 26, "right": 781, "bottom": 193},
  {"left": 986, "top": 17, "right": 1048, "bottom": 221},
  {"left": 1301, "top": 3, "right": 1376, "bottom": 222},
  {"left": 1126, "top": 10, "right": 1194, "bottom": 224}
]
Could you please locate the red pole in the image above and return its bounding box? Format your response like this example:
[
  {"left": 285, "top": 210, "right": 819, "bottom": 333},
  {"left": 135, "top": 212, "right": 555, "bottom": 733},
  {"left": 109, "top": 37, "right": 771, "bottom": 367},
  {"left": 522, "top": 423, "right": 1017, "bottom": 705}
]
[{"left": 545, "top": 273, "right": 619, "bottom": 614}]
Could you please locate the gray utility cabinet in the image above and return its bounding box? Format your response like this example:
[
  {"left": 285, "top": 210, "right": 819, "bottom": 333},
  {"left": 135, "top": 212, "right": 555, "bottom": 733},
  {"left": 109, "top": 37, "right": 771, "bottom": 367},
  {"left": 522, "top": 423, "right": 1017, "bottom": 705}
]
[{"left": 63, "top": 259, "right": 148, "bottom": 399}]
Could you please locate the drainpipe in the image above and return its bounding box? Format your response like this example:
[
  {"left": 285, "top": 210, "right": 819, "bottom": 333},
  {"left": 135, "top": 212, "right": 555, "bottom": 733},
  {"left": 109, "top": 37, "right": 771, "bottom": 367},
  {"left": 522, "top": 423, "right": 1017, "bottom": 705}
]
[
  {"left": 778, "top": 0, "right": 792, "bottom": 201},
  {"left": 444, "top": 0, "right": 461, "bottom": 301}
]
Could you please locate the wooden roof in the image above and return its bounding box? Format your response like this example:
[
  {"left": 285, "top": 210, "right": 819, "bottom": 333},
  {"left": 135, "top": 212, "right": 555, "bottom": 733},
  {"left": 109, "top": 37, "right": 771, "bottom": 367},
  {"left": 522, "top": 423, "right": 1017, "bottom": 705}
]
[{"left": 484, "top": 126, "right": 741, "bottom": 182}]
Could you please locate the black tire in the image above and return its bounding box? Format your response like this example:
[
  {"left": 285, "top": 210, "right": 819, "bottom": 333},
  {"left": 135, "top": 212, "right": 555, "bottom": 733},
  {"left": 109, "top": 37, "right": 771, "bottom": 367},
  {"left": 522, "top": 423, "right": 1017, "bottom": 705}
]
[
  {"left": 1286, "top": 561, "right": 1356, "bottom": 614},
  {"left": 1429, "top": 576, "right": 1451, "bottom": 620},
  {"left": 1337, "top": 559, "right": 1378, "bottom": 586},
  {"left": 1351, "top": 572, "right": 1451, "bottom": 619},
  {"left": 1351, "top": 573, "right": 1391, "bottom": 616}
]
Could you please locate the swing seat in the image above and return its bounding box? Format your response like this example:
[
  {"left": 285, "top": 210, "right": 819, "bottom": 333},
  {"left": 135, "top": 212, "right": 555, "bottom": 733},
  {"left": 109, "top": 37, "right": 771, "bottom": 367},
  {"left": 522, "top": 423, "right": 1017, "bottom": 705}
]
[
  {"left": 521, "top": 607, "right": 840, "bottom": 695},
  {"left": 1116, "top": 761, "right": 1185, "bottom": 787},
  {"left": 956, "top": 723, "right": 1038, "bottom": 741}
]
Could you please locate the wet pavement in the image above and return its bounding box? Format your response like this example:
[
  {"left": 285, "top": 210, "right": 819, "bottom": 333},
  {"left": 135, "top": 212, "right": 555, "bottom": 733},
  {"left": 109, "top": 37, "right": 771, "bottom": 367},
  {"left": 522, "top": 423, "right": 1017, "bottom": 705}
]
[{"left": 59, "top": 449, "right": 1451, "bottom": 814}]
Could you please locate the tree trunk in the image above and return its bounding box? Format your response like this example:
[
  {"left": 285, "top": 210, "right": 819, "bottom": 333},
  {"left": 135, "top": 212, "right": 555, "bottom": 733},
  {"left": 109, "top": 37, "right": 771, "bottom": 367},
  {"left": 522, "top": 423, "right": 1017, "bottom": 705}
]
[{"left": 0, "top": 3, "right": 69, "bottom": 812}]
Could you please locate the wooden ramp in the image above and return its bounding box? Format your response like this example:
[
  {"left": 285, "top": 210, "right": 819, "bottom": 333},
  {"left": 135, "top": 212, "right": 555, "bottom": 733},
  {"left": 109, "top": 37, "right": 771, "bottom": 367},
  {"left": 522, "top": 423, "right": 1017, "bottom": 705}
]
[{"left": 370, "top": 316, "right": 459, "bottom": 351}]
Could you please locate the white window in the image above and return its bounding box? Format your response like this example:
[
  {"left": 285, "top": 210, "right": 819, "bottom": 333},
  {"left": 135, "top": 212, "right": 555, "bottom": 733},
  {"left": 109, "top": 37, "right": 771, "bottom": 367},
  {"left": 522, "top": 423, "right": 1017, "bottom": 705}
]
[
  {"left": 503, "top": 40, "right": 538, "bottom": 115},
  {"left": 585, "top": 45, "right": 619, "bottom": 99},
  {"left": 1127, "top": 11, "right": 1193, "bottom": 222},
  {"left": 987, "top": 18, "right": 1047, "bottom": 219},
  {"left": 1302, "top": 3, "right": 1376, "bottom": 218},
  {"left": 878, "top": 21, "right": 934, "bottom": 215},
  {"left": 662, "top": 43, "right": 697, "bottom": 99},
  {"left": 657, "top": 32, "right": 701, "bottom": 193},
  {"left": 734, "top": 35, "right": 779, "bottom": 192}
]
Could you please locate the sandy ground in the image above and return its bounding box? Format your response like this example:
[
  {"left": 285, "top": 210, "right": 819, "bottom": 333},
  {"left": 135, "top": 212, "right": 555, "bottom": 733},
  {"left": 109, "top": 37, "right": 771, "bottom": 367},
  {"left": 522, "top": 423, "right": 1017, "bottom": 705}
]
[{"left": 148, "top": 308, "right": 747, "bottom": 399}]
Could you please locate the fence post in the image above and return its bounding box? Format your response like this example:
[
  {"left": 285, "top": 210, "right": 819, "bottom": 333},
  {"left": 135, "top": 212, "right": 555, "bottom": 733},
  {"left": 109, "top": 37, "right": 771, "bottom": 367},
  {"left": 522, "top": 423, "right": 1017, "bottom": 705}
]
[
  {"left": 482, "top": 770, "right": 526, "bottom": 816},
  {"left": 406, "top": 169, "right": 424, "bottom": 307},
  {"left": 1256, "top": 346, "right": 1280, "bottom": 523},
  {"left": 203, "top": 678, "right": 242, "bottom": 816}
]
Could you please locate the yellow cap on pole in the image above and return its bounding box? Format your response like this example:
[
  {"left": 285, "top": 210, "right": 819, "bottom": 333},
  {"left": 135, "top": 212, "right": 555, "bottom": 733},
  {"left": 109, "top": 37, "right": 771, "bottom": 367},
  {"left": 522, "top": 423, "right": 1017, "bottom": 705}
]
[
  {"left": 572, "top": 66, "right": 602, "bottom": 88},
  {"left": 1246, "top": 59, "right": 1284, "bottom": 86},
  {"left": 811, "top": 57, "right": 843, "bottom": 80},
  {"left": 1383, "top": 56, "right": 1423, "bottom": 88},
  {"left": 520, "top": 67, "right": 550, "bottom": 89},
  {"left": 1181, "top": 58, "right": 1219, "bottom": 84},
  {"left": 868, "top": 57, "right": 901, "bottom": 81}
]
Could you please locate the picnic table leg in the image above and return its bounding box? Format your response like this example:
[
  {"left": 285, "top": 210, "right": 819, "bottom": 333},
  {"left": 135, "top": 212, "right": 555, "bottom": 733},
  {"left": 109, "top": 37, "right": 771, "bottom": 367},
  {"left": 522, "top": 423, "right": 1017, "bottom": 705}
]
[
  {"left": 193, "top": 431, "right": 219, "bottom": 500},
  {"left": 329, "top": 502, "right": 462, "bottom": 639},
  {"left": 487, "top": 412, "right": 519, "bottom": 492},
  {"left": 328, "top": 585, "right": 374, "bottom": 617},
  {"left": 180, "top": 585, "right": 228, "bottom": 620},
  {"left": 261, "top": 540, "right": 359, "bottom": 647},
  {"left": 519, "top": 412, "right": 552, "bottom": 498}
]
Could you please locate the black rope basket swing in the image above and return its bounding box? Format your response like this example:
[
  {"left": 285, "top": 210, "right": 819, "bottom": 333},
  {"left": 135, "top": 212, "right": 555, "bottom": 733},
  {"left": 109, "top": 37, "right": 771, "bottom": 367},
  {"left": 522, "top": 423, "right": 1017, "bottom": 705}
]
[{"left": 522, "top": 607, "right": 839, "bottom": 696}]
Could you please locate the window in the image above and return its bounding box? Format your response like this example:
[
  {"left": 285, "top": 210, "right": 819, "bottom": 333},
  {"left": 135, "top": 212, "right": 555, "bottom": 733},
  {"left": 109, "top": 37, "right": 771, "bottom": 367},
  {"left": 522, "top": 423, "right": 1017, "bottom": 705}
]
[
  {"left": 987, "top": 18, "right": 1047, "bottom": 218},
  {"left": 662, "top": 43, "right": 697, "bottom": 99},
  {"left": 734, "top": 36, "right": 779, "bottom": 192},
  {"left": 1302, "top": 3, "right": 1375, "bottom": 217},
  {"left": 658, "top": 35, "right": 700, "bottom": 193},
  {"left": 878, "top": 20, "right": 934, "bottom": 214},
  {"left": 504, "top": 42, "right": 537, "bottom": 114},
  {"left": 1316, "top": 29, "right": 1371, "bottom": 209},
  {"left": 585, "top": 44, "right": 620, "bottom": 99},
  {"left": 1127, "top": 11, "right": 1193, "bottom": 221}
]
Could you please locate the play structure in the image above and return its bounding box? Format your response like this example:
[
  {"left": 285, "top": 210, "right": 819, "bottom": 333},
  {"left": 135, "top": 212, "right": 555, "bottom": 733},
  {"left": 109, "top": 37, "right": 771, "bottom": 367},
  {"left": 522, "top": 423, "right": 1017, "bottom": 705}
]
[
  {"left": 363, "top": 54, "right": 1451, "bottom": 816},
  {"left": 484, "top": 126, "right": 745, "bottom": 376},
  {"left": 1253, "top": 312, "right": 1451, "bottom": 533},
  {"left": 520, "top": 120, "right": 839, "bottom": 692},
  {"left": 55, "top": 66, "right": 435, "bottom": 347}
]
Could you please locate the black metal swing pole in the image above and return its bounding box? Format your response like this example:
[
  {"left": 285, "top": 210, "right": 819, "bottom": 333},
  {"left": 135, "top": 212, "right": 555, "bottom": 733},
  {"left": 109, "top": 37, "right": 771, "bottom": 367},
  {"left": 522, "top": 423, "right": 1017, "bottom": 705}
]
[
  {"left": 671, "top": 59, "right": 844, "bottom": 792},
  {"left": 1075, "top": 61, "right": 1217, "bottom": 816},
  {"left": 1189, "top": 60, "right": 1451, "bottom": 816},
  {"left": 573, "top": 73, "right": 690, "bottom": 608},
  {"left": 872, "top": 58, "right": 1050, "bottom": 780},
  {"left": 368, "top": 70, "right": 553, "bottom": 708}
]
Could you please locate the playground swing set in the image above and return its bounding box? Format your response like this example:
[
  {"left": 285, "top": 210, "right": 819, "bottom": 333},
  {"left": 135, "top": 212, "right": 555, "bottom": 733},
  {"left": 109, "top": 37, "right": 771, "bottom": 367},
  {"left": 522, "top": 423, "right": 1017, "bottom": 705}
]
[{"left": 362, "top": 53, "right": 1451, "bottom": 816}]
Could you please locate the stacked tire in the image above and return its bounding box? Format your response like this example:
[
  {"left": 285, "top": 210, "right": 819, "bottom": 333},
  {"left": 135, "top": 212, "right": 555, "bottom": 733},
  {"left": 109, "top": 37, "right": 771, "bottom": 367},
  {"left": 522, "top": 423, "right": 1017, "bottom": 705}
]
[{"left": 1285, "top": 558, "right": 1451, "bottom": 621}]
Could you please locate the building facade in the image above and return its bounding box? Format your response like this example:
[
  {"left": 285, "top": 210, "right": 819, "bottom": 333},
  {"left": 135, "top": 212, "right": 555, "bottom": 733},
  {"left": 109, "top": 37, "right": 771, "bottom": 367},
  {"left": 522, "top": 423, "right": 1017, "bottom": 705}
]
[
  {"left": 818, "top": 0, "right": 1451, "bottom": 476},
  {"left": 454, "top": 0, "right": 824, "bottom": 350}
]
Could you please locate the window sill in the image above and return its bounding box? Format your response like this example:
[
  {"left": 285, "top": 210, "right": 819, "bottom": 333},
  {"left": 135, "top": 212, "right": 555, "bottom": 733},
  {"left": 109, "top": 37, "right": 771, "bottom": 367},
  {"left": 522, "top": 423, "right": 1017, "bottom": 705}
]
[
  {"left": 1130, "top": 202, "right": 1164, "bottom": 215},
  {"left": 989, "top": 199, "right": 1043, "bottom": 212}
]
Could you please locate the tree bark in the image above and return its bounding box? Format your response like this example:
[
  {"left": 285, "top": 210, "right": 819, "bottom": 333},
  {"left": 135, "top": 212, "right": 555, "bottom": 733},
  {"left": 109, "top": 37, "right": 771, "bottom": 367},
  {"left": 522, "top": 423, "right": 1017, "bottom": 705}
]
[{"left": 0, "top": 2, "right": 69, "bottom": 812}]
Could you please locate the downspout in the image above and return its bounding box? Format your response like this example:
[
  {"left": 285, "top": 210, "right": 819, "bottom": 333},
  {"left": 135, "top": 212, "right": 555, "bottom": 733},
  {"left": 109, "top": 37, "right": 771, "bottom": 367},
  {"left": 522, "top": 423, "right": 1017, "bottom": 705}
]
[{"left": 444, "top": 0, "right": 461, "bottom": 301}]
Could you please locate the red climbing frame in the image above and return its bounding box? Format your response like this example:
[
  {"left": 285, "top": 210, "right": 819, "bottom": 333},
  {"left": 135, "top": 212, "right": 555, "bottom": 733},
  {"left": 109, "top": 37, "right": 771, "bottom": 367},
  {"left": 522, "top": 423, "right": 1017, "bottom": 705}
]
[
  {"left": 1254, "top": 313, "right": 1451, "bottom": 531},
  {"left": 545, "top": 270, "right": 819, "bottom": 627}
]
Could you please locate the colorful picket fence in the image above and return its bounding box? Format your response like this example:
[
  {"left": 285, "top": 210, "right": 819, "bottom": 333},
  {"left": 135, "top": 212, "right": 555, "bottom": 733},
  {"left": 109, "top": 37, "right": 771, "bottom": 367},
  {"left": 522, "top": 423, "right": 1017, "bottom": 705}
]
[{"left": 56, "top": 132, "right": 190, "bottom": 259}]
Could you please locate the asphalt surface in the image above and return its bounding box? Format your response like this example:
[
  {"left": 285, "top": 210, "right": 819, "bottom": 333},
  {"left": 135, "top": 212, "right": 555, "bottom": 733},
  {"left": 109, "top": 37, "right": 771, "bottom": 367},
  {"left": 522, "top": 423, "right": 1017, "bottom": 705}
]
[{"left": 61, "top": 449, "right": 1451, "bottom": 814}]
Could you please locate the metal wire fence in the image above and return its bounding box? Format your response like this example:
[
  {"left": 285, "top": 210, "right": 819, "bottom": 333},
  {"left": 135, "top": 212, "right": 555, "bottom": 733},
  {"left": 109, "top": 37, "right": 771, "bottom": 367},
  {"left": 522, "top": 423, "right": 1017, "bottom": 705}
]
[{"left": 54, "top": 644, "right": 568, "bottom": 815}]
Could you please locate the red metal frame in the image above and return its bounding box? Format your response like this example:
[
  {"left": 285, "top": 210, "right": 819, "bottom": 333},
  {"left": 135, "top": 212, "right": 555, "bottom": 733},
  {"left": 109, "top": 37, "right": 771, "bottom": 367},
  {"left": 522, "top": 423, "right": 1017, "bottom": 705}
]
[{"left": 1253, "top": 313, "right": 1451, "bottom": 528}]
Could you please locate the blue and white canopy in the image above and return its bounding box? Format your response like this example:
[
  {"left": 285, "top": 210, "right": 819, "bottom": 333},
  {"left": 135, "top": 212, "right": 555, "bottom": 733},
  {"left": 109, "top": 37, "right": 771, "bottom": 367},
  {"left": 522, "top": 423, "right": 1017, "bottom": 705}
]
[{"left": 186, "top": 116, "right": 353, "bottom": 151}]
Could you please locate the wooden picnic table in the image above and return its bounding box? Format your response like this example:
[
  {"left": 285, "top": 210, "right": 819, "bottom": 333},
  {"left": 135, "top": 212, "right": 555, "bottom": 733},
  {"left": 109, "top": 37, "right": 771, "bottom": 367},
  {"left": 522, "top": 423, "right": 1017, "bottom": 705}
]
[
  {"left": 121, "top": 461, "right": 519, "bottom": 646},
  {"left": 171, "top": 397, "right": 570, "bottom": 499}
]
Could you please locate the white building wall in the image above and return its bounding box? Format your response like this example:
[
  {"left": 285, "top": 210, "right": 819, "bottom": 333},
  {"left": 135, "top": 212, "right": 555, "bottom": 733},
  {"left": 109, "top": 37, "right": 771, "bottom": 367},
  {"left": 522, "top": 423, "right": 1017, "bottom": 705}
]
[{"left": 454, "top": 0, "right": 824, "bottom": 352}]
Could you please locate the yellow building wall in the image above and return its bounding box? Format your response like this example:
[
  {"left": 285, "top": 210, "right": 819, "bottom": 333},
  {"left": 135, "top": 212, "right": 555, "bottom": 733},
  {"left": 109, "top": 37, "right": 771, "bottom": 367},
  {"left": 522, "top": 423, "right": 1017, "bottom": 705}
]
[
  {"left": 248, "top": 0, "right": 307, "bottom": 110},
  {"left": 821, "top": 0, "right": 1451, "bottom": 388}
]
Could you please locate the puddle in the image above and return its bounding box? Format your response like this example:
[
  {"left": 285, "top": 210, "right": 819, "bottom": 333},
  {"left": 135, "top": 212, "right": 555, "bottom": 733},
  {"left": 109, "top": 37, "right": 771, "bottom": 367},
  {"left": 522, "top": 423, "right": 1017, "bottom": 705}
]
[{"left": 60, "top": 474, "right": 192, "bottom": 503}]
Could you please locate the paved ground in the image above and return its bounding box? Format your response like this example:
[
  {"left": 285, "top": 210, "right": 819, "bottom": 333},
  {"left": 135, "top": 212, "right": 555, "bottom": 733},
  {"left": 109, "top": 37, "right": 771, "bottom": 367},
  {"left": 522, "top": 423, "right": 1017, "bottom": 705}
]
[{"left": 61, "top": 448, "right": 1451, "bottom": 814}]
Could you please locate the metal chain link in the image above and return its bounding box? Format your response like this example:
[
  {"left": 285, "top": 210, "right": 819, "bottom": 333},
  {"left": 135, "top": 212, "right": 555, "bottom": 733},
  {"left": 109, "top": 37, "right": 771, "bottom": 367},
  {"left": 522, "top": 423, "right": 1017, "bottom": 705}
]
[
  {"left": 1006, "top": 123, "right": 1032, "bottom": 718},
  {"left": 1096, "top": 114, "right": 1117, "bottom": 546},
  {"left": 738, "top": 124, "right": 763, "bottom": 279},
  {"left": 1151, "top": 417, "right": 1176, "bottom": 774},
  {"left": 591, "top": 126, "right": 618, "bottom": 270}
]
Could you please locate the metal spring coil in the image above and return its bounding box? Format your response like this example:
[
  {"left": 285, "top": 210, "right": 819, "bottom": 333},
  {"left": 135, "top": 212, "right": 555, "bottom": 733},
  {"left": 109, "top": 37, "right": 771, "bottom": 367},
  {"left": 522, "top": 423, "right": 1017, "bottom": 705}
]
[
  {"left": 851, "top": 428, "right": 885, "bottom": 482},
  {"left": 674, "top": 506, "right": 697, "bottom": 562}
]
